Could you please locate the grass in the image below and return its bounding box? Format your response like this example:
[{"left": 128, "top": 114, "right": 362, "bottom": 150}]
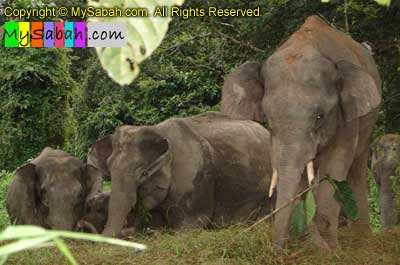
[
  {"left": 1, "top": 170, "right": 398, "bottom": 265},
  {"left": 4, "top": 224, "right": 400, "bottom": 265}
]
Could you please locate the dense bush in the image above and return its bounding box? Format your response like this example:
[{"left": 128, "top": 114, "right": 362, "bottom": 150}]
[
  {"left": 0, "top": 171, "right": 13, "bottom": 230},
  {"left": 0, "top": 29, "right": 76, "bottom": 169}
]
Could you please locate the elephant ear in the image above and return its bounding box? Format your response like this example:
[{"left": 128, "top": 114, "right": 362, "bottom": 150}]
[
  {"left": 83, "top": 165, "right": 104, "bottom": 201},
  {"left": 6, "top": 163, "right": 38, "bottom": 225},
  {"left": 87, "top": 135, "right": 113, "bottom": 178},
  {"left": 134, "top": 128, "right": 171, "bottom": 186},
  {"left": 337, "top": 60, "right": 381, "bottom": 122},
  {"left": 220, "top": 61, "right": 266, "bottom": 123}
]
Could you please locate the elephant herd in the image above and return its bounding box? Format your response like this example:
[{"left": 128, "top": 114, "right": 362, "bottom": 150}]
[{"left": 5, "top": 16, "right": 400, "bottom": 249}]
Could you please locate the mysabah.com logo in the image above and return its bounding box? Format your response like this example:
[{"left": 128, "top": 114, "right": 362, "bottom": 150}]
[{"left": 3, "top": 21, "right": 126, "bottom": 48}]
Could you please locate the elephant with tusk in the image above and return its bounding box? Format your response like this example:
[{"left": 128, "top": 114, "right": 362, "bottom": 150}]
[
  {"left": 6, "top": 147, "right": 103, "bottom": 231},
  {"left": 221, "top": 15, "right": 381, "bottom": 249},
  {"left": 87, "top": 111, "right": 274, "bottom": 238},
  {"left": 372, "top": 134, "right": 400, "bottom": 231}
]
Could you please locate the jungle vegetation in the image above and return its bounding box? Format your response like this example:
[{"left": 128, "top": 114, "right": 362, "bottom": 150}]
[{"left": 0, "top": 0, "right": 399, "bottom": 264}]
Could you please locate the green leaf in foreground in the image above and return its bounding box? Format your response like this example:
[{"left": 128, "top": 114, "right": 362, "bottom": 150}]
[
  {"left": 333, "top": 181, "right": 359, "bottom": 221},
  {"left": 89, "top": 0, "right": 185, "bottom": 85},
  {"left": 53, "top": 238, "right": 78, "bottom": 265},
  {"left": 322, "top": 0, "right": 391, "bottom": 5},
  {"left": 0, "top": 255, "right": 8, "bottom": 265},
  {"left": 374, "top": 0, "right": 391, "bottom": 6},
  {"left": 0, "top": 226, "right": 147, "bottom": 265},
  {"left": 304, "top": 191, "right": 316, "bottom": 225},
  {"left": 291, "top": 201, "right": 306, "bottom": 240}
]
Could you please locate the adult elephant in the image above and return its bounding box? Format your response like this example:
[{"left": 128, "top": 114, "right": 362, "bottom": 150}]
[
  {"left": 221, "top": 16, "right": 381, "bottom": 248},
  {"left": 372, "top": 134, "right": 400, "bottom": 231},
  {"left": 6, "top": 147, "right": 103, "bottom": 230},
  {"left": 88, "top": 112, "right": 273, "bottom": 237}
]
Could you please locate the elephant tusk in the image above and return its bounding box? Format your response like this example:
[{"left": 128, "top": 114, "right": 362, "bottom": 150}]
[
  {"left": 307, "top": 160, "right": 315, "bottom": 186},
  {"left": 269, "top": 168, "right": 278, "bottom": 198}
]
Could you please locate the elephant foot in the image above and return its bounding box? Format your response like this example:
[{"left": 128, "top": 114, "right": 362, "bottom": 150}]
[
  {"left": 299, "top": 223, "right": 332, "bottom": 250},
  {"left": 311, "top": 232, "right": 331, "bottom": 250},
  {"left": 349, "top": 222, "right": 371, "bottom": 234},
  {"left": 120, "top": 227, "right": 136, "bottom": 238}
]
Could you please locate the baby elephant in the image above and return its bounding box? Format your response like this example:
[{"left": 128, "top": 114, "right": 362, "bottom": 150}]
[
  {"left": 77, "top": 192, "right": 138, "bottom": 237},
  {"left": 372, "top": 134, "right": 400, "bottom": 231},
  {"left": 6, "top": 147, "right": 103, "bottom": 230},
  {"left": 78, "top": 192, "right": 111, "bottom": 234},
  {"left": 88, "top": 111, "right": 273, "bottom": 237}
]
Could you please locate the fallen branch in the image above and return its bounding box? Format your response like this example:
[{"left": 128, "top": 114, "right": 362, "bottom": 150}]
[{"left": 228, "top": 177, "right": 328, "bottom": 244}]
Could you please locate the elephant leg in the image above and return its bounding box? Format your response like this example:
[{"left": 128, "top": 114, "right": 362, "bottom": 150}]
[
  {"left": 347, "top": 151, "right": 371, "bottom": 232},
  {"left": 315, "top": 180, "right": 341, "bottom": 249}
]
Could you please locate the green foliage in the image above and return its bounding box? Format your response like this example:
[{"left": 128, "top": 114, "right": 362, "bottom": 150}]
[
  {"left": 135, "top": 194, "right": 153, "bottom": 229},
  {"left": 0, "top": 28, "right": 76, "bottom": 169},
  {"left": 0, "top": 171, "right": 13, "bottom": 230},
  {"left": 290, "top": 191, "right": 316, "bottom": 239},
  {"left": 374, "top": 0, "right": 392, "bottom": 6},
  {"left": 1, "top": 0, "right": 399, "bottom": 165},
  {"left": 304, "top": 190, "right": 317, "bottom": 225},
  {"left": 323, "top": 0, "right": 392, "bottom": 6},
  {"left": 368, "top": 169, "right": 381, "bottom": 230},
  {"left": 290, "top": 201, "right": 306, "bottom": 240},
  {"left": 89, "top": 0, "right": 185, "bottom": 85},
  {"left": 332, "top": 180, "right": 359, "bottom": 221},
  {"left": 0, "top": 225, "right": 146, "bottom": 265}
]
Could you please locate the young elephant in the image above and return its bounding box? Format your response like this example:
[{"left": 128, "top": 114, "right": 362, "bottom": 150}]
[
  {"left": 77, "top": 192, "right": 137, "bottom": 236},
  {"left": 77, "top": 192, "right": 111, "bottom": 234},
  {"left": 6, "top": 147, "right": 103, "bottom": 230},
  {"left": 87, "top": 111, "right": 273, "bottom": 237},
  {"left": 372, "top": 134, "right": 400, "bottom": 231}
]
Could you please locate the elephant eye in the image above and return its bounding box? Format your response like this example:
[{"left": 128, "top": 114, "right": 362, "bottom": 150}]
[{"left": 141, "top": 171, "right": 149, "bottom": 177}]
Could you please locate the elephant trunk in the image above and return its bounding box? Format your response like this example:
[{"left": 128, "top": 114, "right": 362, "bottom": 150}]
[
  {"left": 102, "top": 187, "right": 136, "bottom": 237},
  {"left": 49, "top": 197, "right": 77, "bottom": 231},
  {"left": 272, "top": 166, "right": 303, "bottom": 247},
  {"left": 380, "top": 188, "right": 398, "bottom": 231},
  {"left": 272, "top": 134, "right": 315, "bottom": 247},
  {"left": 50, "top": 210, "right": 76, "bottom": 231},
  {"left": 376, "top": 158, "right": 399, "bottom": 231}
]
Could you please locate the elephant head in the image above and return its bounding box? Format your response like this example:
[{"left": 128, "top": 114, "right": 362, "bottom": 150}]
[
  {"left": 78, "top": 192, "right": 110, "bottom": 234},
  {"left": 6, "top": 147, "right": 103, "bottom": 230},
  {"left": 372, "top": 134, "right": 400, "bottom": 231},
  {"left": 221, "top": 24, "right": 381, "bottom": 247},
  {"left": 88, "top": 126, "right": 172, "bottom": 237}
]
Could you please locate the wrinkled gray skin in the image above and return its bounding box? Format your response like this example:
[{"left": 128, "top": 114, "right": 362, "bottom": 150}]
[
  {"left": 372, "top": 134, "right": 400, "bottom": 231},
  {"left": 6, "top": 147, "right": 103, "bottom": 230},
  {"left": 88, "top": 112, "right": 273, "bottom": 237},
  {"left": 77, "top": 192, "right": 139, "bottom": 237},
  {"left": 78, "top": 192, "right": 111, "bottom": 233},
  {"left": 221, "top": 16, "right": 381, "bottom": 248}
]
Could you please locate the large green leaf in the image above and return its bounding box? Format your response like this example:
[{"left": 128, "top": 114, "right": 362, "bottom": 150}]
[
  {"left": 333, "top": 180, "right": 359, "bottom": 221},
  {"left": 374, "top": 0, "right": 391, "bottom": 6},
  {"left": 0, "top": 225, "right": 147, "bottom": 265},
  {"left": 321, "top": 0, "right": 391, "bottom": 5},
  {"left": 304, "top": 191, "right": 316, "bottom": 225},
  {"left": 290, "top": 201, "right": 306, "bottom": 240},
  {"left": 89, "top": 0, "right": 185, "bottom": 85}
]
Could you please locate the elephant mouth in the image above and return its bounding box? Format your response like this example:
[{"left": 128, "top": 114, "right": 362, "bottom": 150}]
[{"left": 269, "top": 160, "right": 316, "bottom": 198}]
